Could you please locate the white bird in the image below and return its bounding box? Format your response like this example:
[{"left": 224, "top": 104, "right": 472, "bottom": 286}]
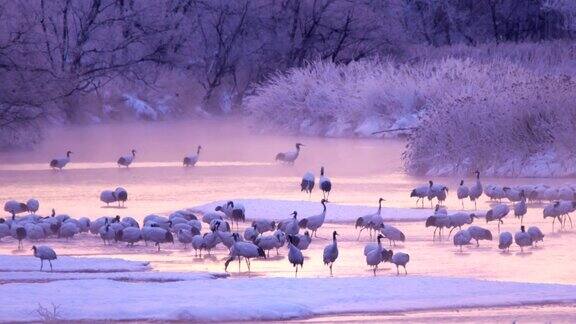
[
  {"left": 25, "top": 223, "right": 45, "bottom": 240},
  {"left": 287, "top": 235, "right": 304, "bottom": 277},
  {"left": 202, "top": 211, "right": 224, "bottom": 224},
  {"left": 147, "top": 227, "right": 174, "bottom": 251},
  {"left": 278, "top": 211, "right": 299, "bottom": 236},
  {"left": 224, "top": 233, "right": 266, "bottom": 272},
  {"left": 49, "top": 151, "right": 72, "bottom": 170},
  {"left": 117, "top": 149, "right": 136, "bottom": 167},
  {"left": 114, "top": 187, "right": 128, "bottom": 207},
  {"left": 379, "top": 224, "right": 406, "bottom": 246},
  {"left": 457, "top": 180, "right": 469, "bottom": 208},
  {"left": 319, "top": 167, "right": 332, "bottom": 199},
  {"left": 447, "top": 212, "right": 476, "bottom": 237},
  {"left": 323, "top": 230, "right": 339, "bottom": 276},
  {"left": 527, "top": 226, "right": 545, "bottom": 246},
  {"left": 389, "top": 252, "right": 410, "bottom": 275},
  {"left": 365, "top": 234, "right": 393, "bottom": 276},
  {"left": 468, "top": 170, "right": 483, "bottom": 210},
  {"left": 13, "top": 225, "right": 26, "bottom": 249},
  {"left": 99, "top": 224, "right": 115, "bottom": 244},
  {"left": 100, "top": 190, "right": 117, "bottom": 206},
  {"left": 453, "top": 229, "right": 472, "bottom": 252},
  {"left": 543, "top": 201, "right": 563, "bottom": 231},
  {"left": 191, "top": 234, "right": 206, "bottom": 257},
  {"left": 202, "top": 231, "right": 220, "bottom": 254},
  {"left": 503, "top": 187, "right": 522, "bottom": 202},
  {"left": 543, "top": 187, "right": 559, "bottom": 201},
  {"left": 410, "top": 181, "right": 432, "bottom": 208},
  {"left": 0, "top": 218, "right": 10, "bottom": 240},
  {"left": 514, "top": 190, "right": 527, "bottom": 224},
  {"left": 183, "top": 145, "right": 202, "bottom": 167},
  {"left": 300, "top": 171, "right": 315, "bottom": 197},
  {"left": 244, "top": 224, "right": 260, "bottom": 242},
  {"left": 26, "top": 199, "right": 39, "bottom": 214},
  {"left": 116, "top": 227, "right": 142, "bottom": 246},
  {"left": 467, "top": 225, "right": 492, "bottom": 247},
  {"left": 498, "top": 232, "right": 513, "bottom": 252},
  {"left": 429, "top": 183, "right": 449, "bottom": 206},
  {"left": 58, "top": 222, "right": 79, "bottom": 240},
  {"left": 485, "top": 185, "right": 506, "bottom": 202},
  {"left": 275, "top": 143, "right": 304, "bottom": 164},
  {"left": 514, "top": 226, "right": 532, "bottom": 252},
  {"left": 251, "top": 219, "right": 276, "bottom": 233},
  {"left": 177, "top": 228, "right": 194, "bottom": 247},
  {"left": 294, "top": 231, "right": 312, "bottom": 250},
  {"left": 425, "top": 214, "right": 450, "bottom": 241},
  {"left": 298, "top": 199, "right": 328, "bottom": 237},
  {"left": 228, "top": 201, "right": 246, "bottom": 230},
  {"left": 255, "top": 231, "right": 284, "bottom": 257},
  {"left": 355, "top": 198, "right": 385, "bottom": 240},
  {"left": 485, "top": 203, "right": 510, "bottom": 233},
  {"left": 32, "top": 245, "right": 57, "bottom": 271},
  {"left": 4, "top": 200, "right": 28, "bottom": 219},
  {"left": 558, "top": 186, "right": 575, "bottom": 201}
]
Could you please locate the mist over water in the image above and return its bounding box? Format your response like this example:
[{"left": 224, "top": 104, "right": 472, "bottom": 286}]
[
  {"left": 0, "top": 119, "right": 407, "bottom": 219},
  {"left": 2, "top": 120, "right": 576, "bottom": 285}
]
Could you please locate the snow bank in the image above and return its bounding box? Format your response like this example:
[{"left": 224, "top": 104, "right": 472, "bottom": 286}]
[
  {"left": 1, "top": 270, "right": 227, "bottom": 284},
  {"left": 0, "top": 255, "right": 150, "bottom": 272},
  {"left": 189, "top": 199, "right": 442, "bottom": 222},
  {"left": 2, "top": 276, "right": 576, "bottom": 322}
]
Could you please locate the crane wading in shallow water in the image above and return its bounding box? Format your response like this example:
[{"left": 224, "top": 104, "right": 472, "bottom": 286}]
[
  {"left": 50, "top": 151, "right": 72, "bottom": 170},
  {"left": 319, "top": 166, "right": 332, "bottom": 199},
  {"left": 275, "top": 143, "right": 304, "bottom": 164},
  {"left": 118, "top": 149, "right": 136, "bottom": 167},
  {"left": 183, "top": 145, "right": 202, "bottom": 167},
  {"left": 323, "top": 230, "right": 339, "bottom": 276}
]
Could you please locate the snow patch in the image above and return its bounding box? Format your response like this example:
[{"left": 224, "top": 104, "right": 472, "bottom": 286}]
[
  {"left": 0, "top": 255, "right": 150, "bottom": 273},
  {"left": 189, "top": 199, "right": 472, "bottom": 222},
  {"left": 2, "top": 276, "right": 576, "bottom": 322}
]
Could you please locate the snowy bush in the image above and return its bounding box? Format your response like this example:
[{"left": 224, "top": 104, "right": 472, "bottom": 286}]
[{"left": 404, "top": 68, "right": 576, "bottom": 177}]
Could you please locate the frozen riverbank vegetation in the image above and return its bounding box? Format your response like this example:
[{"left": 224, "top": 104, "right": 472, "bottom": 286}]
[{"left": 245, "top": 41, "right": 576, "bottom": 177}]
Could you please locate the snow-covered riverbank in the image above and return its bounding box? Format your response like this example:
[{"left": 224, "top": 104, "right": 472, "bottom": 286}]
[{"left": 2, "top": 259, "right": 576, "bottom": 322}]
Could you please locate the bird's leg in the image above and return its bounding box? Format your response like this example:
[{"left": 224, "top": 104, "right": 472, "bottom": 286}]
[
  {"left": 396, "top": 265, "right": 399, "bottom": 275},
  {"left": 329, "top": 264, "right": 333, "bottom": 277},
  {"left": 432, "top": 227, "right": 437, "bottom": 241},
  {"left": 238, "top": 257, "right": 241, "bottom": 272},
  {"left": 474, "top": 200, "right": 477, "bottom": 211},
  {"left": 49, "top": 260, "right": 53, "bottom": 271},
  {"left": 40, "top": 259, "right": 43, "bottom": 271},
  {"left": 459, "top": 245, "right": 463, "bottom": 252},
  {"left": 461, "top": 200, "right": 464, "bottom": 209},
  {"left": 357, "top": 228, "right": 364, "bottom": 241},
  {"left": 476, "top": 240, "right": 479, "bottom": 247},
  {"left": 569, "top": 215, "right": 574, "bottom": 228},
  {"left": 404, "top": 266, "right": 407, "bottom": 275},
  {"left": 448, "top": 227, "right": 456, "bottom": 239}
]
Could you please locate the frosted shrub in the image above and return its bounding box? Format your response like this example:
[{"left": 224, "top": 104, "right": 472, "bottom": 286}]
[{"left": 405, "top": 71, "right": 576, "bottom": 177}]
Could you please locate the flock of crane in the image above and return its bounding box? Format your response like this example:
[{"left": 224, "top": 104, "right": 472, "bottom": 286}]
[{"left": 1, "top": 143, "right": 574, "bottom": 276}]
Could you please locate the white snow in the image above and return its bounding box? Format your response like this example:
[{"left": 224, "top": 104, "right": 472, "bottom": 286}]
[
  {"left": 0, "top": 255, "right": 150, "bottom": 272},
  {"left": 189, "top": 199, "right": 449, "bottom": 222},
  {"left": 0, "top": 270, "right": 226, "bottom": 283},
  {"left": 2, "top": 276, "right": 576, "bottom": 322}
]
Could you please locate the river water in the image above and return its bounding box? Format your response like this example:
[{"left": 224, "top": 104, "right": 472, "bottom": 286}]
[{"left": 1, "top": 120, "right": 576, "bottom": 320}]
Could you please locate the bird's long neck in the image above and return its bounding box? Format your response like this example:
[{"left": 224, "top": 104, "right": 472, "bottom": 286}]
[
  {"left": 197, "top": 147, "right": 201, "bottom": 154},
  {"left": 322, "top": 201, "right": 326, "bottom": 214},
  {"left": 378, "top": 200, "right": 382, "bottom": 214},
  {"left": 66, "top": 152, "right": 71, "bottom": 158}
]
